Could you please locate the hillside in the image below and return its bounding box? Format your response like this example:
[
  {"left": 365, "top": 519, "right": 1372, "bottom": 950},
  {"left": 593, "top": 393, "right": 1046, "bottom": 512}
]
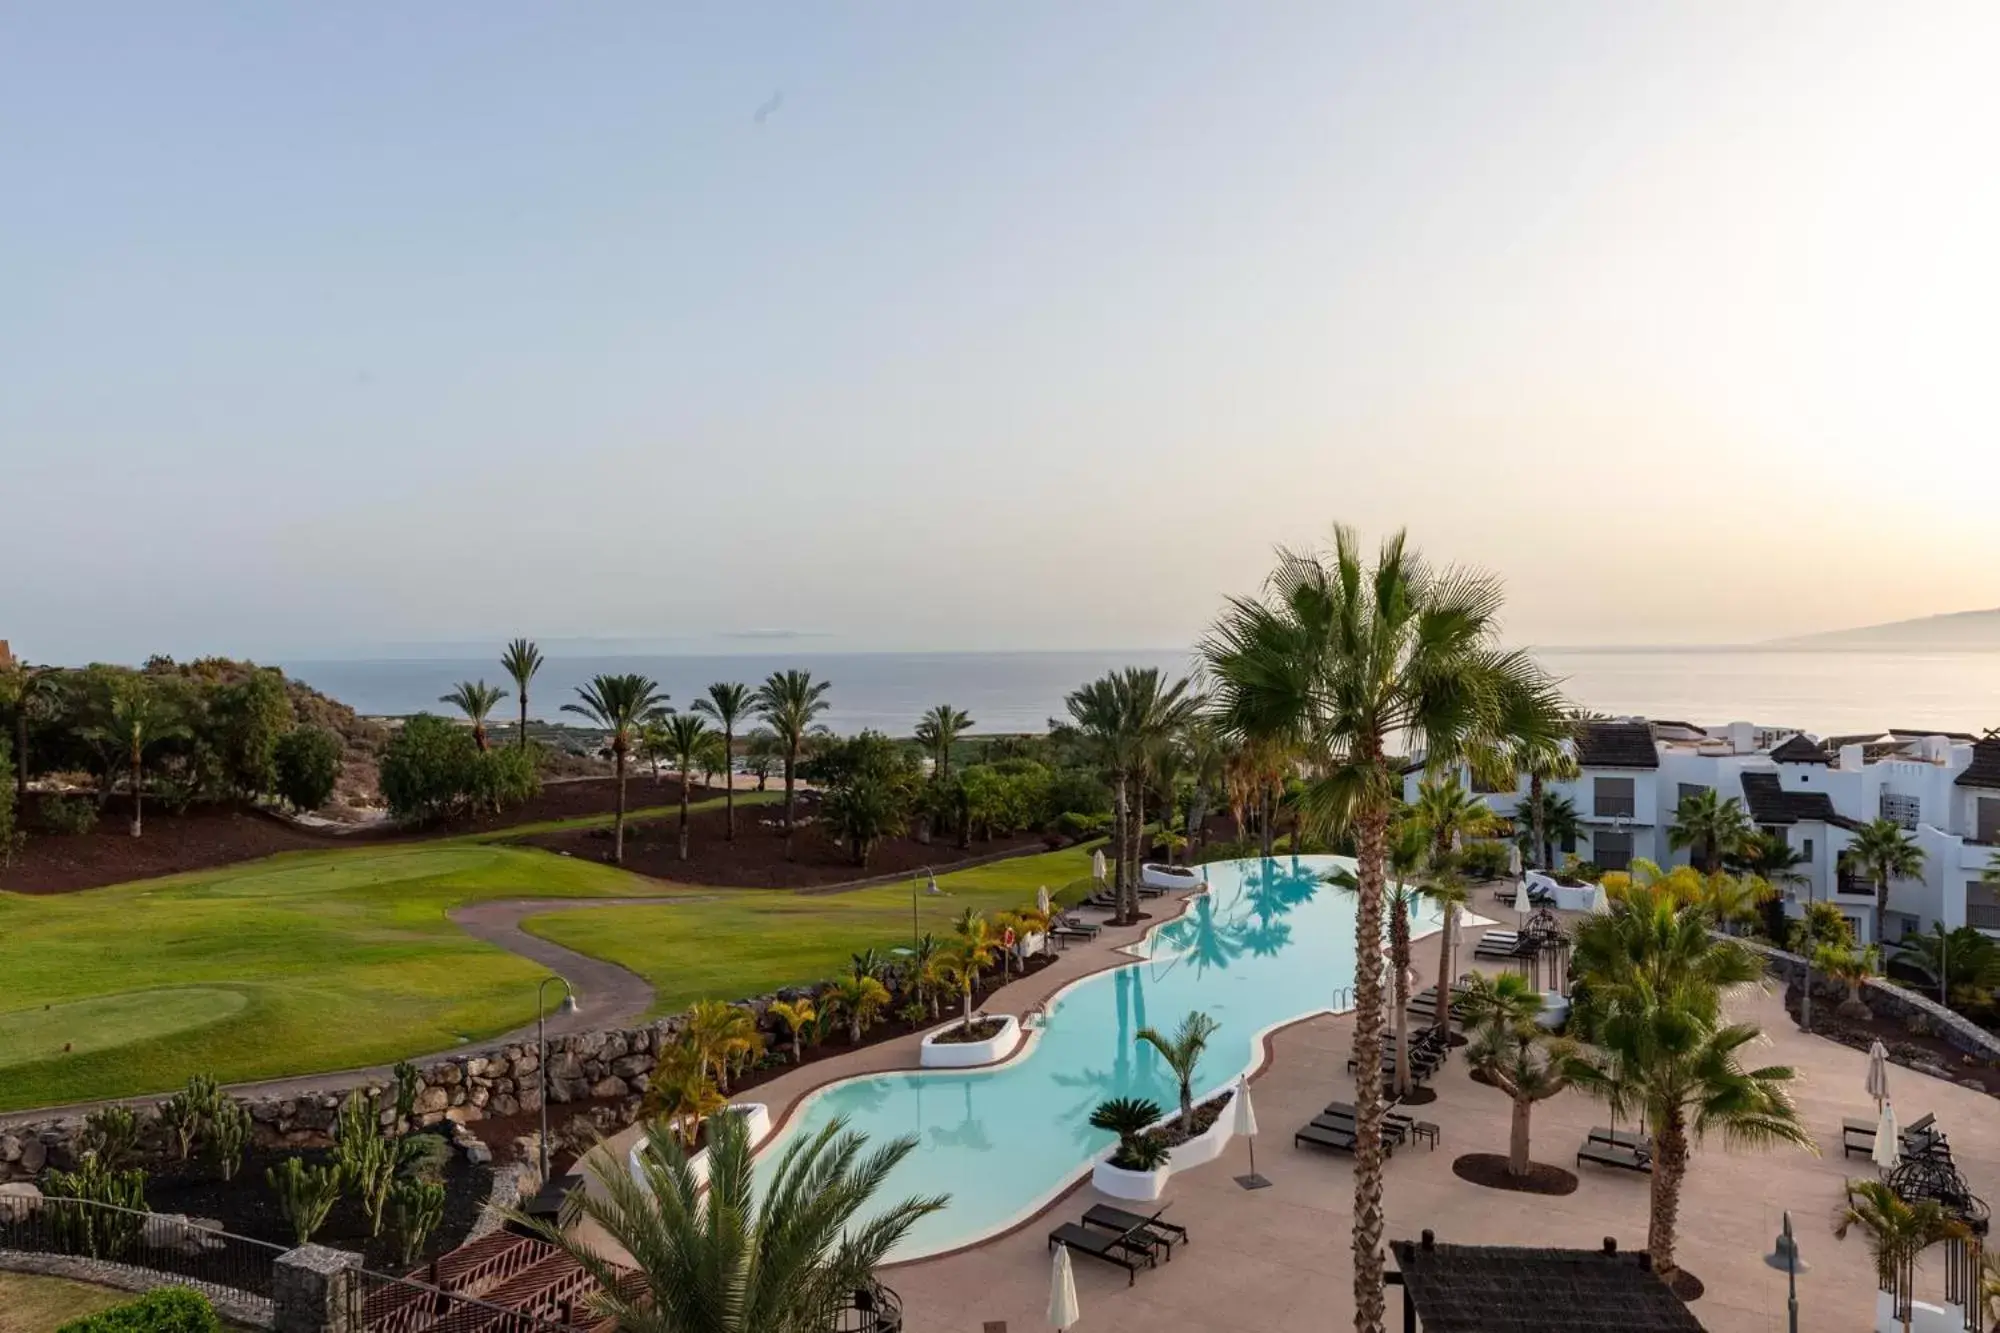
[{"left": 1776, "top": 608, "right": 2000, "bottom": 650}]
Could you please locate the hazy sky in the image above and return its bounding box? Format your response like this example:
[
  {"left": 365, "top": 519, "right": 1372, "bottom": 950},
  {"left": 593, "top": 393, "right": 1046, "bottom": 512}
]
[{"left": 6, "top": 3, "right": 1998, "bottom": 664}]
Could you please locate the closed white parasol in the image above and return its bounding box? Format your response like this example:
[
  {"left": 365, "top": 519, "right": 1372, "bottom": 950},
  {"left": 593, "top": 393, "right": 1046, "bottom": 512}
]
[
  {"left": 1048, "top": 1241, "right": 1080, "bottom": 1329},
  {"left": 1866, "top": 1039, "right": 1890, "bottom": 1112},
  {"left": 1233, "top": 1075, "right": 1270, "bottom": 1190},
  {"left": 1037, "top": 885, "right": 1052, "bottom": 916},
  {"left": 1873, "top": 1099, "right": 1901, "bottom": 1171},
  {"left": 1092, "top": 848, "right": 1107, "bottom": 884}
]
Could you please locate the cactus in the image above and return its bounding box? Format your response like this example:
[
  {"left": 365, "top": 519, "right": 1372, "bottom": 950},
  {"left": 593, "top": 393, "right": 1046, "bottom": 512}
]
[
  {"left": 206, "top": 1100, "right": 252, "bottom": 1182},
  {"left": 388, "top": 1178, "right": 446, "bottom": 1265},
  {"left": 265, "top": 1158, "right": 341, "bottom": 1246}
]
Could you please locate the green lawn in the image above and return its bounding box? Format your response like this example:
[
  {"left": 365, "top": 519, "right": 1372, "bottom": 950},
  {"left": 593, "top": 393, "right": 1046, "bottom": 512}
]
[
  {"left": 0, "top": 1273, "right": 129, "bottom": 1332},
  {"left": 0, "top": 842, "right": 666, "bottom": 1111},
  {"left": 521, "top": 844, "right": 1100, "bottom": 1015},
  {"left": 455, "top": 789, "right": 779, "bottom": 841}
]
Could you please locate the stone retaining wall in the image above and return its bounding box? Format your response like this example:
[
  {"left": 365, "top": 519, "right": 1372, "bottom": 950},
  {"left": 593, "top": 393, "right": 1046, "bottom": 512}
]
[{"left": 1733, "top": 936, "right": 2000, "bottom": 1063}]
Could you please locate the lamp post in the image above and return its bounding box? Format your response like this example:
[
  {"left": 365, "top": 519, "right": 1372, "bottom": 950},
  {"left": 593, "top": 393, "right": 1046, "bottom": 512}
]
[
  {"left": 1763, "top": 1209, "right": 1809, "bottom": 1333},
  {"left": 537, "top": 976, "right": 578, "bottom": 1185}
]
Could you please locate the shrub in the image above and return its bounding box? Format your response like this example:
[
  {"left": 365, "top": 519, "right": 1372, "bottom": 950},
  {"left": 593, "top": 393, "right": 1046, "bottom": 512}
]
[
  {"left": 45, "top": 1155, "right": 148, "bottom": 1260},
  {"left": 1089, "top": 1097, "right": 1171, "bottom": 1173},
  {"left": 1054, "top": 811, "right": 1112, "bottom": 840},
  {"left": 206, "top": 1100, "right": 251, "bottom": 1182},
  {"left": 272, "top": 726, "right": 342, "bottom": 812},
  {"left": 470, "top": 743, "right": 539, "bottom": 811},
  {"left": 396, "top": 1131, "right": 453, "bottom": 1184},
  {"left": 55, "top": 1287, "right": 220, "bottom": 1333},
  {"left": 81, "top": 1105, "right": 140, "bottom": 1170},
  {"left": 266, "top": 1157, "right": 341, "bottom": 1245},
  {"left": 209, "top": 669, "right": 291, "bottom": 799},
  {"left": 388, "top": 1178, "right": 446, "bottom": 1265},
  {"left": 38, "top": 795, "right": 99, "bottom": 836},
  {"left": 1042, "top": 771, "right": 1112, "bottom": 822},
  {"left": 1459, "top": 840, "right": 1514, "bottom": 881},
  {"left": 0, "top": 738, "right": 20, "bottom": 866},
  {"left": 380, "top": 714, "right": 538, "bottom": 823}
]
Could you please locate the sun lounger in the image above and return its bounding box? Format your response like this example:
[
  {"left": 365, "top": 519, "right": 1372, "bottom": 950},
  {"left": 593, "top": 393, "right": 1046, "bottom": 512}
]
[
  {"left": 1082, "top": 1204, "right": 1187, "bottom": 1258},
  {"left": 1588, "top": 1126, "right": 1650, "bottom": 1152},
  {"left": 1294, "top": 1122, "right": 1362, "bottom": 1155},
  {"left": 1048, "top": 1221, "right": 1158, "bottom": 1286},
  {"left": 1314, "top": 1111, "right": 1407, "bottom": 1145},
  {"left": 1577, "top": 1140, "right": 1651, "bottom": 1174}
]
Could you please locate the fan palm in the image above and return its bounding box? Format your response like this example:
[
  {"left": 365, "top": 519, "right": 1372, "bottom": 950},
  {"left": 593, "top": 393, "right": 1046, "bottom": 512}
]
[
  {"left": 913, "top": 705, "right": 974, "bottom": 785},
  {"left": 1510, "top": 728, "right": 1579, "bottom": 870},
  {"left": 85, "top": 682, "right": 190, "bottom": 838},
  {"left": 1667, "top": 788, "right": 1753, "bottom": 873},
  {"left": 524, "top": 1109, "right": 946, "bottom": 1333},
  {"left": 1890, "top": 923, "right": 2000, "bottom": 1009},
  {"left": 754, "top": 670, "right": 832, "bottom": 859},
  {"left": 1568, "top": 886, "right": 1815, "bottom": 1280},
  {"left": 1815, "top": 942, "right": 1879, "bottom": 1019},
  {"left": 499, "top": 639, "right": 543, "bottom": 750},
  {"left": 1513, "top": 789, "right": 1582, "bottom": 871},
  {"left": 1846, "top": 818, "right": 1927, "bottom": 948},
  {"left": 1135, "top": 1010, "right": 1219, "bottom": 1133},
  {"left": 1200, "top": 525, "right": 1566, "bottom": 1333},
  {"left": 562, "top": 673, "right": 667, "bottom": 865},
  {"left": 658, "top": 714, "right": 715, "bottom": 861},
  {"left": 439, "top": 680, "right": 508, "bottom": 752},
  {"left": 1835, "top": 1179, "right": 1971, "bottom": 1333},
  {"left": 691, "top": 682, "right": 753, "bottom": 841}
]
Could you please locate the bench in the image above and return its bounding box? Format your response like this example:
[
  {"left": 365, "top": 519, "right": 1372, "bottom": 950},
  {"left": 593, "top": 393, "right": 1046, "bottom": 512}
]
[{"left": 1577, "top": 1140, "right": 1650, "bottom": 1174}]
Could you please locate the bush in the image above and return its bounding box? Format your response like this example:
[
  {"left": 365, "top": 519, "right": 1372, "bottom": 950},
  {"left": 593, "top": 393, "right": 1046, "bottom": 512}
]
[
  {"left": 38, "top": 794, "right": 99, "bottom": 836},
  {"left": 1042, "top": 770, "right": 1111, "bottom": 822},
  {"left": 1054, "top": 811, "right": 1112, "bottom": 840},
  {"left": 56, "top": 1288, "right": 220, "bottom": 1333},
  {"left": 209, "top": 669, "right": 291, "bottom": 799},
  {"left": 470, "top": 743, "right": 539, "bottom": 811},
  {"left": 1458, "top": 840, "right": 1513, "bottom": 881},
  {"left": 388, "top": 1178, "right": 446, "bottom": 1265},
  {"left": 272, "top": 726, "right": 342, "bottom": 812},
  {"left": 380, "top": 714, "right": 538, "bottom": 824},
  {"left": 0, "top": 738, "right": 19, "bottom": 866},
  {"left": 396, "top": 1131, "right": 453, "bottom": 1184}
]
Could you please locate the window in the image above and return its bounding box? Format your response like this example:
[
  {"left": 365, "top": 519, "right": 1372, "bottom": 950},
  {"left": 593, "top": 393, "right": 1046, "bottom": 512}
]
[
  {"left": 1880, "top": 792, "right": 1921, "bottom": 831},
  {"left": 1593, "top": 776, "right": 1636, "bottom": 819},
  {"left": 1802, "top": 838, "right": 1814, "bottom": 863},
  {"left": 1593, "top": 830, "right": 1633, "bottom": 872},
  {"left": 1677, "top": 782, "right": 1710, "bottom": 807},
  {"left": 1978, "top": 797, "right": 2000, "bottom": 845}
]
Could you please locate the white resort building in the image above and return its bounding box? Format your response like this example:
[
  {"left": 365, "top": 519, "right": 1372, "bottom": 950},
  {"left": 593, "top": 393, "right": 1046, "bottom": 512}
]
[{"left": 1406, "top": 718, "right": 2000, "bottom": 947}]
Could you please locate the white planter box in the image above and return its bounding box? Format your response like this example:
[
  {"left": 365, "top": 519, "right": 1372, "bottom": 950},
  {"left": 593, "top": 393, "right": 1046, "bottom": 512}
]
[
  {"left": 920, "top": 1014, "right": 1022, "bottom": 1068},
  {"left": 1089, "top": 1088, "right": 1235, "bottom": 1199},
  {"left": 629, "top": 1102, "right": 771, "bottom": 1192},
  {"left": 1142, "top": 863, "right": 1205, "bottom": 891}
]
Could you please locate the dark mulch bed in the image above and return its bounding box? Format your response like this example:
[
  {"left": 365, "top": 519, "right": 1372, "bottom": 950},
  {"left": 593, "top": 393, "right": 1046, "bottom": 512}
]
[
  {"left": 402, "top": 777, "right": 731, "bottom": 840},
  {"left": 1667, "top": 1269, "right": 1705, "bottom": 1301},
  {"left": 931, "top": 1017, "right": 1009, "bottom": 1045},
  {"left": 523, "top": 794, "right": 1053, "bottom": 890},
  {"left": 1783, "top": 991, "right": 2000, "bottom": 1098},
  {"left": 1450, "top": 1152, "right": 1578, "bottom": 1196},
  {"left": 143, "top": 1130, "right": 491, "bottom": 1273},
  {"left": 1397, "top": 1086, "right": 1439, "bottom": 1106},
  {"left": 0, "top": 796, "right": 332, "bottom": 896},
  {"left": 1145, "top": 1089, "right": 1232, "bottom": 1150}
]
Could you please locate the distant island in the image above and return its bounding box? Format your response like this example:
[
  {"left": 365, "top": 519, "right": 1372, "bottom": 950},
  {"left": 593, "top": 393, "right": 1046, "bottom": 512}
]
[{"left": 1777, "top": 607, "right": 2000, "bottom": 649}]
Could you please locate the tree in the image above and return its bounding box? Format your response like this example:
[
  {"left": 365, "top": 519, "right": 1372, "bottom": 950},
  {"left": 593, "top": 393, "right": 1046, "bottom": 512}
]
[
  {"left": 499, "top": 638, "right": 543, "bottom": 750},
  {"left": 1816, "top": 943, "right": 1879, "bottom": 1019},
  {"left": 272, "top": 726, "right": 342, "bottom": 812},
  {"left": 1065, "top": 676, "right": 1143, "bottom": 922},
  {"left": 85, "top": 681, "right": 190, "bottom": 837},
  {"left": 1509, "top": 727, "right": 1579, "bottom": 870},
  {"left": 562, "top": 673, "right": 667, "bottom": 865},
  {"left": 209, "top": 668, "right": 292, "bottom": 799},
  {"left": 379, "top": 714, "right": 480, "bottom": 824},
  {"left": 744, "top": 728, "right": 780, "bottom": 791},
  {"left": 806, "top": 732, "right": 922, "bottom": 867},
  {"left": 823, "top": 975, "right": 891, "bottom": 1044},
  {"left": 1200, "top": 525, "right": 1567, "bottom": 1333},
  {"left": 643, "top": 1040, "right": 726, "bottom": 1150},
  {"left": 1460, "top": 973, "right": 1573, "bottom": 1179},
  {"left": 1891, "top": 923, "right": 2000, "bottom": 1013},
  {"left": 439, "top": 681, "right": 508, "bottom": 752},
  {"left": 0, "top": 737, "right": 18, "bottom": 867},
  {"left": 691, "top": 682, "right": 753, "bottom": 841},
  {"left": 1568, "top": 884, "right": 1814, "bottom": 1281},
  {"left": 658, "top": 714, "right": 715, "bottom": 861},
  {"left": 1420, "top": 871, "right": 1472, "bottom": 1039},
  {"left": 1410, "top": 776, "right": 1497, "bottom": 1037},
  {"left": 914, "top": 705, "right": 974, "bottom": 786},
  {"left": 1136, "top": 1010, "right": 1219, "bottom": 1134},
  {"left": 2, "top": 665, "right": 60, "bottom": 801},
  {"left": 754, "top": 670, "right": 832, "bottom": 859},
  {"left": 524, "top": 1110, "right": 946, "bottom": 1333},
  {"left": 1513, "top": 789, "right": 1582, "bottom": 872},
  {"left": 1846, "top": 818, "right": 1926, "bottom": 948},
  {"left": 1121, "top": 670, "right": 1201, "bottom": 879},
  {"left": 1834, "top": 1179, "right": 1970, "bottom": 1333},
  {"left": 1667, "top": 788, "right": 1753, "bottom": 873},
  {"left": 768, "top": 999, "right": 816, "bottom": 1063},
  {"left": 938, "top": 919, "right": 998, "bottom": 1032}
]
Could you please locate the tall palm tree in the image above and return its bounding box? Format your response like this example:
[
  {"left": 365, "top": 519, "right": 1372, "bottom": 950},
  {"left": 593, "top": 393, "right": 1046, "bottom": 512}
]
[
  {"left": 1199, "top": 525, "right": 1567, "bottom": 1333},
  {"left": 1119, "top": 668, "right": 1201, "bottom": 890},
  {"left": 1510, "top": 729, "right": 1579, "bottom": 870},
  {"left": 913, "top": 705, "right": 974, "bottom": 785},
  {"left": 1410, "top": 775, "right": 1497, "bottom": 1035},
  {"left": 659, "top": 714, "right": 715, "bottom": 861},
  {"left": 1420, "top": 871, "right": 1473, "bottom": 1040},
  {"left": 439, "top": 680, "right": 509, "bottom": 752},
  {"left": 1065, "top": 675, "right": 1141, "bottom": 922},
  {"left": 85, "top": 683, "right": 189, "bottom": 838},
  {"left": 3, "top": 665, "right": 59, "bottom": 800},
  {"left": 562, "top": 673, "right": 667, "bottom": 865},
  {"left": 524, "top": 1111, "right": 946, "bottom": 1333},
  {"left": 1846, "top": 818, "right": 1927, "bottom": 948},
  {"left": 1568, "top": 884, "right": 1815, "bottom": 1281},
  {"left": 1135, "top": 1010, "right": 1219, "bottom": 1133},
  {"left": 1513, "top": 789, "right": 1582, "bottom": 871},
  {"left": 499, "top": 639, "right": 543, "bottom": 750},
  {"left": 1667, "top": 788, "right": 1753, "bottom": 873},
  {"left": 1835, "top": 1179, "right": 1971, "bottom": 1333},
  {"left": 691, "top": 682, "right": 752, "bottom": 841},
  {"left": 754, "top": 670, "right": 832, "bottom": 859}
]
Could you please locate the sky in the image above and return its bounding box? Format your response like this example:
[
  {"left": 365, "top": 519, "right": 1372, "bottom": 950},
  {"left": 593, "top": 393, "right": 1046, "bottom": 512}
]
[{"left": 5, "top": 2, "right": 1999, "bottom": 664}]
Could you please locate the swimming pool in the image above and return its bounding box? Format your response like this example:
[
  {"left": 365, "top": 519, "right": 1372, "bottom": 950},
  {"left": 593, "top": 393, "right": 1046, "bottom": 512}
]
[{"left": 751, "top": 855, "right": 1449, "bottom": 1261}]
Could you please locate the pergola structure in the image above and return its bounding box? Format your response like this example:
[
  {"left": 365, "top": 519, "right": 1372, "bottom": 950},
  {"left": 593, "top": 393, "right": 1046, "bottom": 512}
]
[{"left": 1387, "top": 1232, "right": 1706, "bottom": 1332}]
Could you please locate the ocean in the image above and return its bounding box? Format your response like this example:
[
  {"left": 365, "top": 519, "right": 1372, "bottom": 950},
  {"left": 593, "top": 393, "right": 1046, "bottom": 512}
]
[{"left": 285, "top": 646, "right": 2000, "bottom": 739}]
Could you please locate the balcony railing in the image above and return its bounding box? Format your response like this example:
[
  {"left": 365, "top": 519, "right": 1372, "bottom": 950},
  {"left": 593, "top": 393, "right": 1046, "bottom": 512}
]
[
  {"left": 1968, "top": 904, "right": 2000, "bottom": 933},
  {"left": 1592, "top": 799, "right": 1635, "bottom": 819}
]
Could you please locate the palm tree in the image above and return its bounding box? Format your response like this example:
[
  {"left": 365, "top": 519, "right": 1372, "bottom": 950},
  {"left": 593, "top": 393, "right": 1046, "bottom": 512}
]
[
  {"left": 1200, "top": 526, "right": 1567, "bottom": 1333},
  {"left": 1511, "top": 731, "right": 1579, "bottom": 870},
  {"left": 823, "top": 975, "right": 890, "bottom": 1044},
  {"left": 1513, "top": 789, "right": 1582, "bottom": 872},
  {"left": 643, "top": 1040, "right": 726, "bottom": 1149},
  {"left": 939, "top": 922, "right": 998, "bottom": 1032},
  {"left": 523, "top": 1110, "right": 946, "bottom": 1333},
  {"left": 913, "top": 705, "right": 974, "bottom": 785},
  {"left": 753, "top": 670, "right": 832, "bottom": 859},
  {"left": 561, "top": 673, "right": 666, "bottom": 865},
  {"left": 85, "top": 683, "right": 189, "bottom": 838},
  {"left": 1460, "top": 973, "right": 1573, "bottom": 1179},
  {"left": 4, "top": 665, "right": 59, "bottom": 801},
  {"left": 768, "top": 998, "right": 816, "bottom": 1064},
  {"left": 1420, "top": 872, "right": 1473, "bottom": 1040},
  {"left": 1410, "top": 776, "right": 1497, "bottom": 1037},
  {"left": 499, "top": 639, "right": 543, "bottom": 750},
  {"left": 1835, "top": 1179, "right": 1971, "bottom": 1333},
  {"left": 1816, "top": 942, "right": 1879, "bottom": 1019},
  {"left": 1846, "top": 818, "right": 1927, "bottom": 948},
  {"left": 1135, "top": 1010, "right": 1219, "bottom": 1133},
  {"left": 1568, "top": 885, "right": 1815, "bottom": 1281},
  {"left": 659, "top": 714, "right": 715, "bottom": 861},
  {"left": 439, "top": 680, "right": 509, "bottom": 752},
  {"left": 684, "top": 999, "right": 763, "bottom": 1094},
  {"left": 1890, "top": 923, "right": 2000, "bottom": 1010},
  {"left": 691, "top": 682, "right": 753, "bottom": 841},
  {"left": 744, "top": 728, "right": 780, "bottom": 791},
  {"left": 1065, "top": 675, "right": 1141, "bottom": 922},
  {"left": 1121, "top": 670, "right": 1201, "bottom": 880},
  {"left": 1667, "top": 788, "right": 1753, "bottom": 873}
]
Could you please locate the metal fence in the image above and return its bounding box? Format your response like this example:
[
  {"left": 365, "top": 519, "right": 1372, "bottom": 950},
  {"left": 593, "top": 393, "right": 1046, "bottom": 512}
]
[
  {"left": 0, "top": 1194, "right": 284, "bottom": 1306},
  {"left": 349, "top": 1265, "right": 595, "bottom": 1333}
]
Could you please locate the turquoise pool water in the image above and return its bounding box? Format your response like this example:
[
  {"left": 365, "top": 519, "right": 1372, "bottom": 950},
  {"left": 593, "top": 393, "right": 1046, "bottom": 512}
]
[{"left": 753, "top": 855, "right": 1447, "bottom": 1260}]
